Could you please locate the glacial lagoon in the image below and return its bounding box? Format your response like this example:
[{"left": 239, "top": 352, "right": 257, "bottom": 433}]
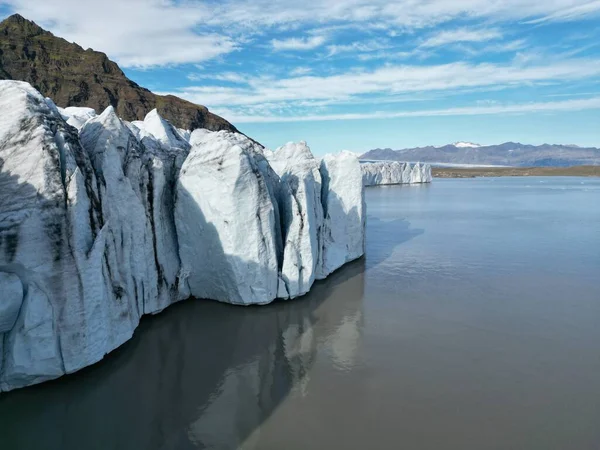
[{"left": 1, "top": 176, "right": 599, "bottom": 450}]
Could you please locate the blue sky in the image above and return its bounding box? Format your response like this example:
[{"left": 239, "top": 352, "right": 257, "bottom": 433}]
[{"left": 2, "top": 0, "right": 600, "bottom": 154}]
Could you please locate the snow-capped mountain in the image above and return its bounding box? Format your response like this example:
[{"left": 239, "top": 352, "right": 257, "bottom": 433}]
[
  {"left": 453, "top": 141, "right": 482, "bottom": 148},
  {"left": 361, "top": 142, "right": 600, "bottom": 167}
]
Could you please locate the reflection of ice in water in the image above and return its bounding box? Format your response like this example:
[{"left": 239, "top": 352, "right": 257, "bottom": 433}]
[
  {"left": 185, "top": 261, "right": 366, "bottom": 449},
  {"left": 282, "top": 317, "right": 315, "bottom": 396},
  {"left": 327, "top": 311, "right": 363, "bottom": 371},
  {"left": 187, "top": 359, "right": 264, "bottom": 449},
  {"left": 184, "top": 310, "right": 363, "bottom": 448},
  {"left": 186, "top": 318, "right": 317, "bottom": 449}
]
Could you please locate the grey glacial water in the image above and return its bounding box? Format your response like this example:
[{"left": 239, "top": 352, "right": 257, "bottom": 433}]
[{"left": 1, "top": 176, "right": 599, "bottom": 450}]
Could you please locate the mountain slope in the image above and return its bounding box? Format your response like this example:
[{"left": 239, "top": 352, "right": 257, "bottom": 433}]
[
  {"left": 0, "top": 14, "right": 236, "bottom": 132},
  {"left": 361, "top": 142, "right": 600, "bottom": 167}
]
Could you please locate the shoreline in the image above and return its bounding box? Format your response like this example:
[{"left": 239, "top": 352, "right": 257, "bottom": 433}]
[{"left": 433, "top": 165, "right": 600, "bottom": 178}]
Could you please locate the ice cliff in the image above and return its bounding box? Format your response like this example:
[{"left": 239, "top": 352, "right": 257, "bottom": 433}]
[
  {"left": 0, "top": 81, "right": 366, "bottom": 392},
  {"left": 361, "top": 161, "right": 432, "bottom": 186},
  {"left": 267, "top": 142, "right": 365, "bottom": 297}
]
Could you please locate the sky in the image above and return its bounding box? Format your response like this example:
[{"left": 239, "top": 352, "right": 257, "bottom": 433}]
[{"left": 1, "top": 0, "right": 600, "bottom": 154}]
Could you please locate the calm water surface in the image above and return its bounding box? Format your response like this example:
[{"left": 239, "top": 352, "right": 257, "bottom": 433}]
[{"left": 1, "top": 177, "right": 599, "bottom": 450}]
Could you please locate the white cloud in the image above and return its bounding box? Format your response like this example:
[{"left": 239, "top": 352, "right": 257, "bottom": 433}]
[
  {"left": 213, "top": 96, "right": 600, "bottom": 123},
  {"left": 187, "top": 72, "right": 252, "bottom": 83},
  {"left": 271, "top": 35, "right": 327, "bottom": 51},
  {"left": 487, "top": 39, "right": 528, "bottom": 53},
  {"left": 526, "top": 0, "right": 600, "bottom": 24},
  {"left": 450, "top": 39, "right": 528, "bottom": 57},
  {"left": 4, "top": 0, "right": 600, "bottom": 67},
  {"left": 6, "top": 0, "right": 236, "bottom": 67},
  {"left": 208, "top": 0, "right": 600, "bottom": 30},
  {"left": 172, "top": 58, "right": 600, "bottom": 108},
  {"left": 326, "top": 39, "right": 391, "bottom": 56},
  {"left": 290, "top": 67, "right": 313, "bottom": 76},
  {"left": 545, "top": 91, "right": 600, "bottom": 98},
  {"left": 200, "top": 0, "right": 600, "bottom": 30},
  {"left": 421, "top": 28, "right": 503, "bottom": 48}
]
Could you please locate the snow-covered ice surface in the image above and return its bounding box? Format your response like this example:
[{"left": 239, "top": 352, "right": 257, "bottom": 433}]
[
  {"left": 131, "top": 109, "right": 190, "bottom": 150},
  {"left": 0, "top": 81, "right": 366, "bottom": 391},
  {"left": 58, "top": 106, "right": 98, "bottom": 130},
  {"left": 361, "top": 161, "right": 432, "bottom": 186}
]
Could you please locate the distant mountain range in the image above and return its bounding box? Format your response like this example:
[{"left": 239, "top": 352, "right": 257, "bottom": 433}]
[
  {"left": 0, "top": 14, "right": 236, "bottom": 132},
  {"left": 361, "top": 142, "right": 600, "bottom": 167}
]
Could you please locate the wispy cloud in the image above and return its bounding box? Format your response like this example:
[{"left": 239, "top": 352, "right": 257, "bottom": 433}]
[
  {"left": 200, "top": 0, "right": 600, "bottom": 30},
  {"left": 173, "top": 58, "right": 600, "bottom": 108},
  {"left": 214, "top": 96, "right": 600, "bottom": 123},
  {"left": 452, "top": 39, "right": 528, "bottom": 56},
  {"left": 5, "top": 0, "right": 600, "bottom": 67},
  {"left": 187, "top": 72, "right": 252, "bottom": 83},
  {"left": 290, "top": 67, "right": 313, "bottom": 76},
  {"left": 526, "top": 0, "right": 600, "bottom": 24},
  {"left": 545, "top": 91, "right": 600, "bottom": 98},
  {"left": 326, "top": 39, "right": 391, "bottom": 56},
  {"left": 271, "top": 35, "right": 327, "bottom": 51},
  {"left": 420, "top": 28, "right": 503, "bottom": 48}
]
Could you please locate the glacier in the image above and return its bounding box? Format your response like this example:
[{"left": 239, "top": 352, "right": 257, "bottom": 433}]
[
  {"left": 175, "top": 130, "right": 281, "bottom": 305},
  {"left": 361, "top": 161, "right": 432, "bottom": 186},
  {"left": 319, "top": 152, "right": 366, "bottom": 277},
  {"left": 268, "top": 142, "right": 325, "bottom": 298},
  {"left": 0, "top": 81, "right": 366, "bottom": 392}
]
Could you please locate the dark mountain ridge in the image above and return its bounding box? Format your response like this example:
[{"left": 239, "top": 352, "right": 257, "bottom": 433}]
[
  {"left": 361, "top": 142, "right": 600, "bottom": 167},
  {"left": 0, "top": 14, "right": 237, "bottom": 132}
]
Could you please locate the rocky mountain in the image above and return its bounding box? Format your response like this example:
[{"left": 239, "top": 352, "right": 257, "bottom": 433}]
[
  {"left": 361, "top": 142, "right": 600, "bottom": 167},
  {"left": 0, "top": 14, "right": 236, "bottom": 132}
]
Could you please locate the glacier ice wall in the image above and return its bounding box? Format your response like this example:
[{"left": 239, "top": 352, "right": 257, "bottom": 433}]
[
  {"left": 0, "top": 81, "right": 366, "bottom": 392},
  {"left": 268, "top": 142, "right": 325, "bottom": 299},
  {"left": 319, "top": 152, "right": 367, "bottom": 278},
  {"left": 361, "top": 161, "right": 432, "bottom": 186},
  {"left": 175, "top": 131, "right": 280, "bottom": 305}
]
